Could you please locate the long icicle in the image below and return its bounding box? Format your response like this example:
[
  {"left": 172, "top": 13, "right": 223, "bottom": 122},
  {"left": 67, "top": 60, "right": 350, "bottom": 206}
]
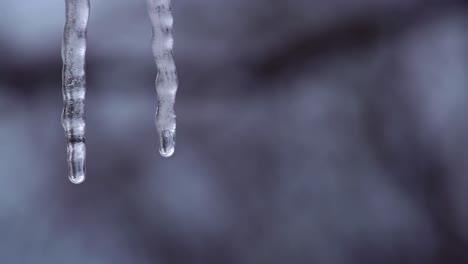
[
  {"left": 61, "top": 0, "right": 90, "bottom": 184},
  {"left": 147, "top": 0, "right": 178, "bottom": 157}
]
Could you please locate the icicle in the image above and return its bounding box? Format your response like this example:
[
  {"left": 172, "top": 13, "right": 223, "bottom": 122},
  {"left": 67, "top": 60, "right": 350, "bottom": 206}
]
[
  {"left": 147, "top": 0, "right": 179, "bottom": 157},
  {"left": 61, "top": 0, "right": 90, "bottom": 184}
]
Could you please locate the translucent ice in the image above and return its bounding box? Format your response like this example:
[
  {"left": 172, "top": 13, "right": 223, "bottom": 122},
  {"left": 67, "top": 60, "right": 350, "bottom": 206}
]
[
  {"left": 147, "top": 0, "right": 178, "bottom": 157},
  {"left": 61, "top": 0, "right": 90, "bottom": 184}
]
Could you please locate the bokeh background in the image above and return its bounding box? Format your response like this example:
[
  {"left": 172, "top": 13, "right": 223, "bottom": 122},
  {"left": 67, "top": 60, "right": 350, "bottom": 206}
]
[{"left": 1, "top": 0, "right": 468, "bottom": 263}]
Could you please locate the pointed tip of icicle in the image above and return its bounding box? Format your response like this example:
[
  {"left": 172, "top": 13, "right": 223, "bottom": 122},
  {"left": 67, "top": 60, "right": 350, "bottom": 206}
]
[
  {"left": 159, "top": 146, "right": 175, "bottom": 157},
  {"left": 69, "top": 174, "right": 86, "bottom": 184},
  {"left": 66, "top": 141, "right": 86, "bottom": 184},
  {"left": 159, "top": 129, "right": 176, "bottom": 158}
]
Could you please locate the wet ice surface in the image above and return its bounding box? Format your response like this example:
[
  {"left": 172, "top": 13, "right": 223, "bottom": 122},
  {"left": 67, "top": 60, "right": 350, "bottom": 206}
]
[
  {"left": 61, "top": 0, "right": 90, "bottom": 184},
  {"left": 148, "top": 0, "right": 178, "bottom": 157}
]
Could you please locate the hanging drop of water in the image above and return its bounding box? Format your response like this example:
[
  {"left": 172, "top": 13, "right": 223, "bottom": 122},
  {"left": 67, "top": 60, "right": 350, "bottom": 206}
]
[
  {"left": 147, "top": 0, "right": 178, "bottom": 157},
  {"left": 61, "top": 0, "right": 90, "bottom": 184}
]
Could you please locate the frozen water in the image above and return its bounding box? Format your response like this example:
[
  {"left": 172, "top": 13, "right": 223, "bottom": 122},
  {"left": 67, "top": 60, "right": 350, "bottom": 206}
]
[
  {"left": 147, "top": 0, "right": 178, "bottom": 157},
  {"left": 61, "top": 0, "right": 90, "bottom": 184}
]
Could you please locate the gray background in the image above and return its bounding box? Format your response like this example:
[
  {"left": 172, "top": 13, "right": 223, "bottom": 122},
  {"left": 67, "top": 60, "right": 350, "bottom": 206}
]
[{"left": 1, "top": 0, "right": 468, "bottom": 263}]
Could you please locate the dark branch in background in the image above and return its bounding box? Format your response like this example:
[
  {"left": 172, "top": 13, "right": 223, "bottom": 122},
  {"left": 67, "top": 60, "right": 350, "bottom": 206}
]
[{"left": 250, "top": 0, "right": 468, "bottom": 79}]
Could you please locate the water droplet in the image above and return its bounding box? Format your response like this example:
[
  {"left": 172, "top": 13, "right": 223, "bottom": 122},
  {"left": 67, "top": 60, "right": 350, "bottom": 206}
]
[
  {"left": 69, "top": 173, "right": 86, "bottom": 184},
  {"left": 159, "top": 129, "right": 175, "bottom": 157},
  {"left": 66, "top": 141, "right": 86, "bottom": 184}
]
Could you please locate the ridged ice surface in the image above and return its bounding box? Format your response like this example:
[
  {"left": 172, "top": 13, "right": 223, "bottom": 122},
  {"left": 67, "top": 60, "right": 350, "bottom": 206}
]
[
  {"left": 147, "top": 0, "right": 178, "bottom": 157},
  {"left": 61, "top": 0, "right": 89, "bottom": 184}
]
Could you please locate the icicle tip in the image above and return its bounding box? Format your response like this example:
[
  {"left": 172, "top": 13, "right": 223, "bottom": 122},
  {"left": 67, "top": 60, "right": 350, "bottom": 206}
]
[
  {"left": 69, "top": 174, "right": 86, "bottom": 184},
  {"left": 159, "top": 129, "right": 175, "bottom": 157}
]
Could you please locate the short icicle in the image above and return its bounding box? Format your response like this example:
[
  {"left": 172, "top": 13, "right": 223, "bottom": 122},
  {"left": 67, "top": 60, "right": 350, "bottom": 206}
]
[
  {"left": 147, "top": 0, "right": 179, "bottom": 157},
  {"left": 61, "top": 0, "right": 90, "bottom": 184}
]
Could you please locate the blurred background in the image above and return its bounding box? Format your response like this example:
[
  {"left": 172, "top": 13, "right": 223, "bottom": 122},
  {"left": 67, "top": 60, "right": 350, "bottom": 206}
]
[{"left": 1, "top": 0, "right": 468, "bottom": 263}]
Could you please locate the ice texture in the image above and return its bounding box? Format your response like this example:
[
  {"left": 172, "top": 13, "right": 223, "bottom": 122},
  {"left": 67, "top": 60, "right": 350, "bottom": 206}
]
[
  {"left": 147, "top": 0, "right": 178, "bottom": 157},
  {"left": 61, "top": 0, "right": 90, "bottom": 184}
]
